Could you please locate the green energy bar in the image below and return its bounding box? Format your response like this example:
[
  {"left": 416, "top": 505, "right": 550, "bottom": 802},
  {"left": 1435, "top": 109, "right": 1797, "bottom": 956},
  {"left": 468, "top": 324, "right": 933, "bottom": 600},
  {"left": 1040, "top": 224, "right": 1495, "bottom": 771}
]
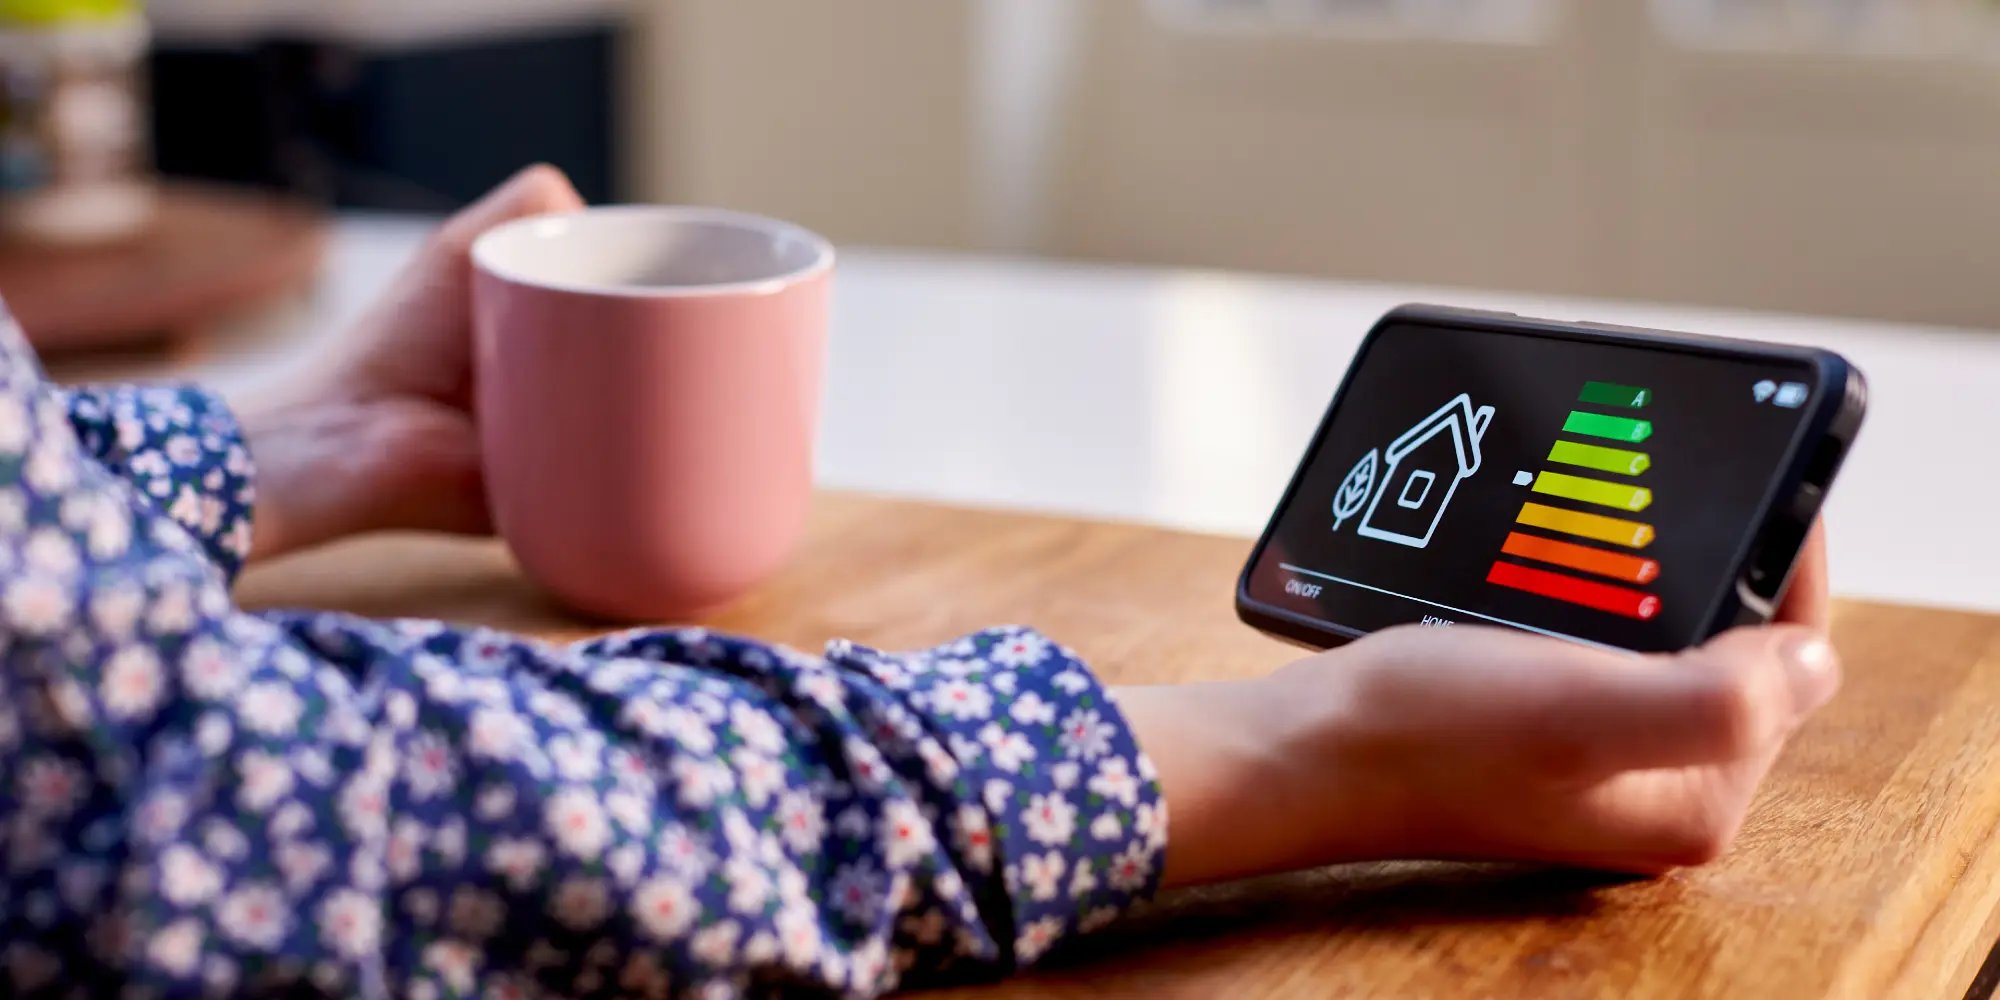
[
  {"left": 1548, "top": 440, "right": 1650, "bottom": 476},
  {"left": 1579, "top": 381, "right": 1651, "bottom": 408},
  {"left": 1562, "top": 411, "right": 1652, "bottom": 443}
]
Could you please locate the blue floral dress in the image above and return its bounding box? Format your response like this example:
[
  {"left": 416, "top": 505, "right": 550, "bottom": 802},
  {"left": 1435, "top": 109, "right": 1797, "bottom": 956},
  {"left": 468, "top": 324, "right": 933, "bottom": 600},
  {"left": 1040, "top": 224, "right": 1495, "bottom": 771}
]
[{"left": 0, "top": 307, "right": 1166, "bottom": 998}]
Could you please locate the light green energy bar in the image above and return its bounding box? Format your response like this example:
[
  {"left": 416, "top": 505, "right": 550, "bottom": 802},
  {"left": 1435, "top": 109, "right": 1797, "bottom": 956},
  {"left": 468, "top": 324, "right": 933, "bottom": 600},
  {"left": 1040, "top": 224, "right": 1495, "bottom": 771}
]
[
  {"left": 1562, "top": 410, "right": 1652, "bottom": 443},
  {"left": 1533, "top": 471, "right": 1652, "bottom": 512},
  {"left": 1579, "top": 381, "right": 1651, "bottom": 408},
  {"left": 1548, "top": 440, "right": 1650, "bottom": 476}
]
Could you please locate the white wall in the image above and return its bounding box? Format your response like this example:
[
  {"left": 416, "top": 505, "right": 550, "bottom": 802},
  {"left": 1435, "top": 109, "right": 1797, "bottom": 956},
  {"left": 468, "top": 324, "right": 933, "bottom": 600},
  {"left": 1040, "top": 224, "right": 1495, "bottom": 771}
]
[{"left": 629, "top": 0, "right": 2000, "bottom": 327}]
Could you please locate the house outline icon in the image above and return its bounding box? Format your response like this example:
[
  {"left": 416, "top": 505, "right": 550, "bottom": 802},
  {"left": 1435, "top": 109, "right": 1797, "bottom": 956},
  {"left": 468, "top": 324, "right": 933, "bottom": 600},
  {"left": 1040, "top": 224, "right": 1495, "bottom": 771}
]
[{"left": 1356, "top": 393, "right": 1496, "bottom": 549}]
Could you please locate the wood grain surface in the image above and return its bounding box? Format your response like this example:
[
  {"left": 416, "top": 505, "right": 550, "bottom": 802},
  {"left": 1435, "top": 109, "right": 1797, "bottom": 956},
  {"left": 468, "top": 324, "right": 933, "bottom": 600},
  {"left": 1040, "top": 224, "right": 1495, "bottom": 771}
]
[{"left": 235, "top": 493, "right": 2000, "bottom": 1000}]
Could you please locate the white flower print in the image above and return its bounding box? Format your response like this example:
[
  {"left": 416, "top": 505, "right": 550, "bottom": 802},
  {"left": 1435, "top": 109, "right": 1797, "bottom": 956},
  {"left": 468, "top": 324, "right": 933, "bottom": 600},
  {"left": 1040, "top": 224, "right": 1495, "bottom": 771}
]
[
  {"left": 1009, "top": 691, "right": 1056, "bottom": 726},
  {"left": 338, "top": 779, "right": 390, "bottom": 841},
  {"left": 276, "top": 841, "right": 330, "bottom": 893},
  {"left": 1049, "top": 762, "right": 1080, "bottom": 791},
  {"left": 931, "top": 679, "right": 993, "bottom": 721},
  {"left": 834, "top": 804, "right": 870, "bottom": 840},
  {"left": 605, "top": 789, "right": 651, "bottom": 835},
  {"left": 218, "top": 882, "right": 292, "bottom": 950},
  {"left": 730, "top": 701, "right": 787, "bottom": 754},
  {"left": 270, "top": 801, "right": 313, "bottom": 840},
  {"left": 238, "top": 682, "right": 304, "bottom": 736},
  {"left": 545, "top": 788, "right": 613, "bottom": 860},
  {"left": 918, "top": 740, "right": 960, "bottom": 786},
  {"left": 982, "top": 778, "right": 1013, "bottom": 813},
  {"left": 5, "top": 576, "right": 71, "bottom": 636},
  {"left": 466, "top": 707, "right": 531, "bottom": 761},
  {"left": 660, "top": 705, "right": 717, "bottom": 754},
  {"left": 723, "top": 855, "right": 774, "bottom": 915},
  {"left": 236, "top": 751, "right": 293, "bottom": 813},
  {"left": 672, "top": 757, "right": 734, "bottom": 808},
  {"left": 1135, "top": 801, "right": 1168, "bottom": 851},
  {"left": 182, "top": 637, "right": 244, "bottom": 700},
  {"left": 0, "top": 394, "right": 27, "bottom": 454},
  {"left": 978, "top": 723, "right": 1036, "bottom": 773},
  {"left": 147, "top": 580, "right": 197, "bottom": 635},
  {"left": 691, "top": 919, "right": 742, "bottom": 967},
  {"left": 165, "top": 434, "right": 201, "bottom": 466},
  {"left": 0, "top": 490, "right": 22, "bottom": 534},
  {"left": 86, "top": 583, "right": 142, "bottom": 641},
  {"left": 1070, "top": 859, "right": 1099, "bottom": 899},
  {"left": 991, "top": 631, "right": 1050, "bottom": 668},
  {"left": 319, "top": 889, "right": 383, "bottom": 959},
  {"left": 24, "top": 443, "right": 75, "bottom": 494},
  {"left": 23, "top": 529, "right": 76, "bottom": 577},
  {"left": 404, "top": 733, "right": 457, "bottom": 801},
  {"left": 203, "top": 819, "right": 249, "bottom": 860},
  {"left": 403, "top": 888, "right": 439, "bottom": 926},
  {"left": 1051, "top": 669, "right": 1091, "bottom": 695},
  {"left": 656, "top": 823, "right": 712, "bottom": 878},
  {"left": 449, "top": 887, "right": 506, "bottom": 940},
  {"left": 386, "top": 819, "right": 426, "bottom": 884},
  {"left": 992, "top": 671, "right": 1019, "bottom": 696},
  {"left": 159, "top": 844, "right": 223, "bottom": 906},
  {"left": 148, "top": 918, "right": 205, "bottom": 976},
  {"left": 776, "top": 902, "right": 823, "bottom": 970},
  {"left": 1015, "top": 914, "right": 1066, "bottom": 963},
  {"left": 1057, "top": 708, "right": 1115, "bottom": 760},
  {"left": 1108, "top": 842, "right": 1156, "bottom": 893},
  {"left": 607, "top": 842, "right": 646, "bottom": 888},
  {"left": 1023, "top": 850, "right": 1066, "bottom": 902},
  {"left": 733, "top": 748, "right": 785, "bottom": 808},
  {"left": 952, "top": 804, "right": 996, "bottom": 873},
  {"left": 632, "top": 873, "right": 702, "bottom": 942},
  {"left": 424, "top": 940, "right": 480, "bottom": 995},
  {"left": 195, "top": 712, "right": 233, "bottom": 755},
  {"left": 797, "top": 670, "right": 845, "bottom": 711},
  {"left": 829, "top": 860, "right": 885, "bottom": 925},
  {"left": 1089, "top": 812, "right": 1123, "bottom": 841},
  {"left": 549, "top": 734, "right": 603, "bottom": 782},
  {"left": 551, "top": 877, "right": 611, "bottom": 930},
  {"left": 485, "top": 837, "right": 545, "bottom": 892},
  {"left": 880, "top": 799, "right": 936, "bottom": 869},
  {"left": 475, "top": 784, "right": 517, "bottom": 821},
  {"left": 843, "top": 738, "right": 893, "bottom": 792},
  {"left": 1088, "top": 756, "right": 1141, "bottom": 807},
  {"left": 775, "top": 790, "right": 827, "bottom": 854},
  {"left": 17, "top": 756, "right": 83, "bottom": 819},
  {"left": 1022, "top": 792, "right": 1078, "bottom": 847}
]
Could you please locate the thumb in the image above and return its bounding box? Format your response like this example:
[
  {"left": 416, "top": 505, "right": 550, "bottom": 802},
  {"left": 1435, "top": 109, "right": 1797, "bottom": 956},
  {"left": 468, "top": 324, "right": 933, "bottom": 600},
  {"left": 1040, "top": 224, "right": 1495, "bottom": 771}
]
[{"left": 433, "top": 164, "right": 587, "bottom": 260}]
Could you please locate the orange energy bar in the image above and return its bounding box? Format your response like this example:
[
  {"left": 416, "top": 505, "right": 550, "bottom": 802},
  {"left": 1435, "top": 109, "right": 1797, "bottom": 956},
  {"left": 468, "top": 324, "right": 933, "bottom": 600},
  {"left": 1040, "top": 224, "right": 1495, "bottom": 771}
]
[{"left": 1501, "top": 532, "right": 1659, "bottom": 584}]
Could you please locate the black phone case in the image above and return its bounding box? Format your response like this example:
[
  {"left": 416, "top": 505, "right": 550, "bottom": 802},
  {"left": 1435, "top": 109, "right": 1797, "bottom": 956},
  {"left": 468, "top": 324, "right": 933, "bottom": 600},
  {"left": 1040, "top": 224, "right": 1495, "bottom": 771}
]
[{"left": 1235, "top": 304, "right": 1869, "bottom": 651}]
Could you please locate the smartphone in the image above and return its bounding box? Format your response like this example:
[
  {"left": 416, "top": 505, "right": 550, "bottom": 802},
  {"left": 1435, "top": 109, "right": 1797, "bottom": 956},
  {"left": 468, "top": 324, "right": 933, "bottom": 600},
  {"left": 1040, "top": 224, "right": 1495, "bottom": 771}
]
[{"left": 1236, "top": 305, "right": 1867, "bottom": 654}]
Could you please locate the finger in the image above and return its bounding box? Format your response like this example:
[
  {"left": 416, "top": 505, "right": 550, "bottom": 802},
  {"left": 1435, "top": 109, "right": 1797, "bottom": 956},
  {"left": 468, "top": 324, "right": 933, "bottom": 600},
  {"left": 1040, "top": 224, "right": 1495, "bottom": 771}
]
[
  {"left": 1775, "top": 518, "right": 1831, "bottom": 630},
  {"left": 1518, "top": 626, "right": 1839, "bottom": 779},
  {"left": 433, "top": 163, "right": 586, "bottom": 258}
]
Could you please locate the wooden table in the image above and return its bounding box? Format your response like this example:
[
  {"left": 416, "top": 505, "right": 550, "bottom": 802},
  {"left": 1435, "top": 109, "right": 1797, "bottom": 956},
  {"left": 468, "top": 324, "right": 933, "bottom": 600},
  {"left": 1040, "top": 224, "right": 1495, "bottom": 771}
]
[{"left": 237, "top": 494, "right": 2000, "bottom": 1000}]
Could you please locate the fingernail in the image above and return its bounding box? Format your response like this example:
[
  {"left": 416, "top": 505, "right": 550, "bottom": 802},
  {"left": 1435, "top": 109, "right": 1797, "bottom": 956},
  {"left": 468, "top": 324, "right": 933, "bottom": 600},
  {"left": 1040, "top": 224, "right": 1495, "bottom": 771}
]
[{"left": 1780, "top": 634, "right": 1840, "bottom": 712}]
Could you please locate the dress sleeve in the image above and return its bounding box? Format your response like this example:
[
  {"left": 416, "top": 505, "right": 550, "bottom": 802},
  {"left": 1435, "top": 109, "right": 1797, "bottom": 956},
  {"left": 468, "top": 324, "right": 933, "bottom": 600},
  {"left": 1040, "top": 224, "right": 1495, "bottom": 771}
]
[
  {"left": 0, "top": 302, "right": 1167, "bottom": 997},
  {"left": 61, "top": 382, "right": 256, "bottom": 581}
]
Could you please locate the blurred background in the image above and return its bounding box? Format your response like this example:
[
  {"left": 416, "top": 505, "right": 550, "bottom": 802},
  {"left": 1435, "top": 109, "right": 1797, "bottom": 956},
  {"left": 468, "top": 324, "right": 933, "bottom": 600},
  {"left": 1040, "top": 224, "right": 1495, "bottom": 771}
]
[
  {"left": 1, "top": 0, "right": 1995, "bottom": 610},
  {"left": 66, "top": 0, "right": 2000, "bottom": 329}
]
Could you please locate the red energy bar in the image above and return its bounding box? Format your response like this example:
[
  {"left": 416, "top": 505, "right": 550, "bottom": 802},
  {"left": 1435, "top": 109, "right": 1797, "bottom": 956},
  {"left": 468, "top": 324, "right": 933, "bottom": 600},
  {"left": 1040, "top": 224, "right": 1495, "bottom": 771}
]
[{"left": 1487, "top": 560, "right": 1661, "bottom": 620}]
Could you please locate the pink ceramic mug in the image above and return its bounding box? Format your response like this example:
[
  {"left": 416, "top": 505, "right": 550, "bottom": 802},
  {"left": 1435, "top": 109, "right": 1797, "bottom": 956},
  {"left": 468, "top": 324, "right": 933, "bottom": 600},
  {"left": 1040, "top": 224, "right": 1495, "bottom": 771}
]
[{"left": 470, "top": 206, "right": 833, "bottom": 620}]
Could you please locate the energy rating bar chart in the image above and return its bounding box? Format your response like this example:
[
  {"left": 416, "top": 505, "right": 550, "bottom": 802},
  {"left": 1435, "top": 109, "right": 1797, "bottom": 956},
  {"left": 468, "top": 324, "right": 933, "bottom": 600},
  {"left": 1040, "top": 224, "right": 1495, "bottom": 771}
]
[
  {"left": 1562, "top": 410, "right": 1652, "bottom": 443},
  {"left": 1501, "top": 531, "right": 1659, "bottom": 584},
  {"left": 1490, "top": 377, "right": 1663, "bottom": 622},
  {"left": 1548, "top": 440, "right": 1649, "bottom": 476},
  {"left": 1517, "top": 502, "right": 1655, "bottom": 548},
  {"left": 1532, "top": 470, "right": 1651, "bottom": 511},
  {"left": 1578, "top": 381, "right": 1651, "bottom": 408},
  {"left": 1487, "top": 561, "right": 1662, "bottom": 620}
]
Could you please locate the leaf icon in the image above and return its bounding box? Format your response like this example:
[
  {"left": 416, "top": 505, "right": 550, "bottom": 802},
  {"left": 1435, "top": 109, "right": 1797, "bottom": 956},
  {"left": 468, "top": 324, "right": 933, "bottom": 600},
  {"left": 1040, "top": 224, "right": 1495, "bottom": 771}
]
[{"left": 1332, "top": 448, "right": 1378, "bottom": 532}]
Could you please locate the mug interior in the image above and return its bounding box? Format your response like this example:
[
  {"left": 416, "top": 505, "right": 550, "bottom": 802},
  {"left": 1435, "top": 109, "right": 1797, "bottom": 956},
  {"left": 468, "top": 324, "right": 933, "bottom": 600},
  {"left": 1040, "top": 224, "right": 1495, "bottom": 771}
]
[{"left": 472, "top": 206, "right": 833, "bottom": 295}]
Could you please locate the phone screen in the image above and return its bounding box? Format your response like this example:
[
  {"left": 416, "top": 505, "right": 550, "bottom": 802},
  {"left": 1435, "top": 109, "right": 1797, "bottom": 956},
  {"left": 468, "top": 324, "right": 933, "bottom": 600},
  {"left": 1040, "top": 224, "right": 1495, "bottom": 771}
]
[{"left": 1242, "top": 320, "right": 1825, "bottom": 653}]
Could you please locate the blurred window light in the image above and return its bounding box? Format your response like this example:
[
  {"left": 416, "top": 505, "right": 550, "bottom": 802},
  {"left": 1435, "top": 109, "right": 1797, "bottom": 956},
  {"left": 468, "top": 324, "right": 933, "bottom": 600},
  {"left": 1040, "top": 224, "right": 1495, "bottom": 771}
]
[
  {"left": 1648, "top": 0, "right": 1974, "bottom": 56},
  {"left": 1147, "top": 0, "right": 1554, "bottom": 43}
]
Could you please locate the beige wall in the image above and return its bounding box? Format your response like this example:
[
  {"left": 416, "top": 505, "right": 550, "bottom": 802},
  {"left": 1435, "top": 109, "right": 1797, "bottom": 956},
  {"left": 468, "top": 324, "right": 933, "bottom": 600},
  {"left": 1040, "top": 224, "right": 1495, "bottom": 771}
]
[{"left": 630, "top": 0, "right": 2000, "bottom": 327}]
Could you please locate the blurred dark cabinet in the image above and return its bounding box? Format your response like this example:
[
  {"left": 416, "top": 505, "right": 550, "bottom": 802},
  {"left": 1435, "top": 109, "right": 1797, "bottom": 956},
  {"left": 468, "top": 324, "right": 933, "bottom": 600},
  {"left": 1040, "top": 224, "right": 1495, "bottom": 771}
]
[{"left": 150, "top": 26, "right": 619, "bottom": 210}]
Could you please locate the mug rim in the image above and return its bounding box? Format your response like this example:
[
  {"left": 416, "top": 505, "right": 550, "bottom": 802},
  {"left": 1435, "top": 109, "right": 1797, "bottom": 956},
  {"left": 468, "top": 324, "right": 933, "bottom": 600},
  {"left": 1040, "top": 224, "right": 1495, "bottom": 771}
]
[{"left": 471, "top": 204, "right": 836, "bottom": 299}]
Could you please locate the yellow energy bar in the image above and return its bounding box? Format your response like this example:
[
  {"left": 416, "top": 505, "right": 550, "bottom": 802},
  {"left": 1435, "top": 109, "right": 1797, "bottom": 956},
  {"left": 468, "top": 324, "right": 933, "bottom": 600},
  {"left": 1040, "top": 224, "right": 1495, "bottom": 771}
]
[
  {"left": 1516, "top": 502, "right": 1655, "bottom": 548},
  {"left": 1532, "top": 471, "right": 1652, "bottom": 512}
]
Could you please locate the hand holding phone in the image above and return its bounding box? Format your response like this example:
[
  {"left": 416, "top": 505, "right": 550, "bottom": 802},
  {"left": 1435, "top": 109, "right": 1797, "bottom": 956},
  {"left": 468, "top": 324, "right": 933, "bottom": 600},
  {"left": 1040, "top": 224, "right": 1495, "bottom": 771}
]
[{"left": 1238, "top": 305, "right": 1865, "bottom": 653}]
